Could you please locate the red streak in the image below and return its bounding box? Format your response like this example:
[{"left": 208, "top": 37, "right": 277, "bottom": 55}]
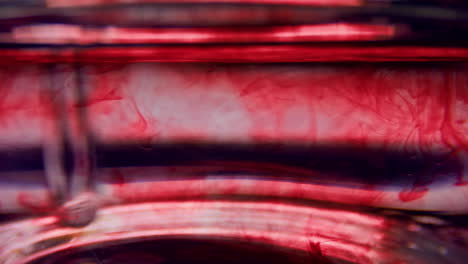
[
  {"left": 2, "top": 46, "right": 468, "bottom": 63},
  {"left": 12, "top": 24, "right": 395, "bottom": 44},
  {"left": 108, "top": 173, "right": 385, "bottom": 207},
  {"left": 47, "top": 0, "right": 362, "bottom": 8}
]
